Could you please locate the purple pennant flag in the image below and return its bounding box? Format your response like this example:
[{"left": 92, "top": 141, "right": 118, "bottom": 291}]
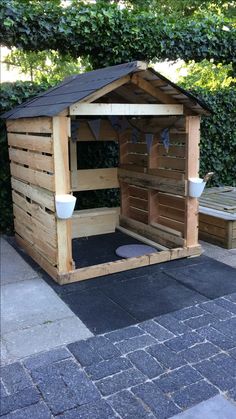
[
  {"left": 145, "top": 133, "right": 153, "bottom": 153},
  {"left": 71, "top": 120, "right": 80, "bottom": 142},
  {"left": 108, "top": 115, "right": 121, "bottom": 132},
  {"left": 161, "top": 128, "right": 170, "bottom": 152},
  {"left": 131, "top": 128, "right": 139, "bottom": 144},
  {"left": 88, "top": 119, "right": 101, "bottom": 140}
]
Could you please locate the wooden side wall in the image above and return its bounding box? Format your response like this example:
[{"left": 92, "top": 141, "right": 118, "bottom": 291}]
[
  {"left": 7, "top": 118, "right": 58, "bottom": 279},
  {"left": 118, "top": 117, "right": 191, "bottom": 248}
]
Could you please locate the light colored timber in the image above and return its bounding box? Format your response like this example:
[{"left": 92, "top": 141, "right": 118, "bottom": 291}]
[
  {"left": 6, "top": 117, "right": 52, "bottom": 134},
  {"left": 11, "top": 178, "right": 55, "bottom": 211},
  {"left": 152, "top": 217, "right": 184, "bottom": 235},
  {"left": 151, "top": 221, "right": 183, "bottom": 237},
  {"left": 130, "top": 196, "right": 148, "bottom": 211},
  {"left": 118, "top": 169, "right": 186, "bottom": 196},
  {"left": 129, "top": 185, "right": 148, "bottom": 200},
  {"left": 13, "top": 204, "right": 57, "bottom": 247},
  {"left": 159, "top": 205, "right": 185, "bottom": 223},
  {"left": 69, "top": 140, "right": 78, "bottom": 190},
  {"left": 159, "top": 193, "right": 185, "bottom": 210},
  {"left": 185, "top": 116, "right": 200, "bottom": 246},
  {"left": 117, "top": 226, "right": 168, "bottom": 250},
  {"left": 53, "top": 116, "right": 73, "bottom": 273},
  {"left": 9, "top": 148, "right": 54, "bottom": 173},
  {"left": 131, "top": 73, "right": 179, "bottom": 105},
  {"left": 10, "top": 163, "right": 55, "bottom": 191},
  {"left": 72, "top": 168, "right": 119, "bottom": 191},
  {"left": 120, "top": 216, "right": 185, "bottom": 247},
  {"left": 157, "top": 156, "right": 185, "bottom": 172},
  {"left": 70, "top": 103, "right": 184, "bottom": 116},
  {"left": 199, "top": 206, "right": 236, "bottom": 221},
  {"left": 72, "top": 207, "right": 120, "bottom": 238},
  {"left": 8, "top": 132, "right": 53, "bottom": 153},
  {"left": 129, "top": 207, "right": 148, "bottom": 224},
  {"left": 58, "top": 244, "right": 201, "bottom": 284},
  {"left": 16, "top": 234, "right": 58, "bottom": 281},
  {"left": 12, "top": 190, "right": 56, "bottom": 230},
  {"left": 148, "top": 168, "right": 185, "bottom": 181}
]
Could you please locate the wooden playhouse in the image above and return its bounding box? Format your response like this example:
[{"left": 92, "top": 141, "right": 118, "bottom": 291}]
[{"left": 3, "top": 61, "right": 211, "bottom": 284}]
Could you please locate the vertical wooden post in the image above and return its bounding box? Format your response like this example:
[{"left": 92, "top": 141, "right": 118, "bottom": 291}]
[
  {"left": 53, "top": 116, "right": 73, "bottom": 273},
  {"left": 185, "top": 116, "right": 201, "bottom": 247}
]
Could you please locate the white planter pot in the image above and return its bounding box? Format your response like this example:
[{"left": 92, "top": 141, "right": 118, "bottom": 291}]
[
  {"left": 55, "top": 194, "right": 76, "bottom": 219},
  {"left": 188, "top": 177, "right": 206, "bottom": 198}
]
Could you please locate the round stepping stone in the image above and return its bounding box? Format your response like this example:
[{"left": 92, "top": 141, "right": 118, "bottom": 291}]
[{"left": 115, "top": 244, "right": 157, "bottom": 258}]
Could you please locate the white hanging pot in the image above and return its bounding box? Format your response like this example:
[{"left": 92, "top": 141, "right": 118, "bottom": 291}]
[
  {"left": 188, "top": 177, "right": 206, "bottom": 198},
  {"left": 55, "top": 194, "right": 76, "bottom": 219}
]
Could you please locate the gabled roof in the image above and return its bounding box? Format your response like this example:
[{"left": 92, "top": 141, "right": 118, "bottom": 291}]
[{"left": 2, "top": 61, "right": 211, "bottom": 119}]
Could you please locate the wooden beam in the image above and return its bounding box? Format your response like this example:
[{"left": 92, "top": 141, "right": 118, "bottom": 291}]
[
  {"left": 185, "top": 116, "right": 200, "bottom": 247},
  {"left": 70, "top": 103, "right": 184, "bottom": 116},
  {"left": 72, "top": 207, "right": 120, "bottom": 238},
  {"left": 131, "top": 74, "right": 179, "bottom": 104},
  {"left": 117, "top": 225, "right": 168, "bottom": 250},
  {"left": 72, "top": 168, "right": 119, "bottom": 191},
  {"left": 53, "top": 116, "right": 73, "bottom": 273}
]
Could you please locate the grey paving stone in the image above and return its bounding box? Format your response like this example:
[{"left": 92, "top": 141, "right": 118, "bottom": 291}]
[
  {"left": 0, "top": 401, "right": 52, "bottom": 419},
  {"left": 0, "top": 362, "right": 32, "bottom": 393},
  {"left": 3, "top": 316, "right": 92, "bottom": 360},
  {"left": 229, "top": 348, "right": 236, "bottom": 359},
  {"left": 0, "top": 387, "right": 40, "bottom": 416},
  {"left": 57, "top": 400, "right": 116, "bottom": 419},
  {"left": 105, "top": 325, "right": 143, "bottom": 343},
  {"left": 154, "top": 365, "right": 202, "bottom": 394},
  {"left": 85, "top": 357, "right": 132, "bottom": 380},
  {"left": 211, "top": 353, "right": 236, "bottom": 378},
  {"left": 108, "top": 390, "right": 153, "bottom": 418},
  {"left": 172, "top": 306, "right": 207, "bottom": 321},
  {"left": 139, "top": 319, "right": 175, "bottom": 341},
  {"left": 212, "top": 317, "right": 236, "bottom": 339},
  {"left": 67, "top": 340, "right": 102, "bottom": 366},
  {"left": 23, "top": 347, "right": 71, "bottom": 371},
  {"left": 147, "top": 343, "right": 187, "bottom": 370},
  {"left": 86, "top": 335, "right": 120, "bottom": 359},
  {"left": 0, "top": 381, "right": 8, "bottom": 398},
  {"left": 183, "top": 314, "right": 217, "bottom": 330},
  {"left": 194, "top": 359, "right": 236, "bottom": 391},
  {"left": 132, "top": 381, "right": 180, "bottom": 418},
  {"left": 128, "top": 349, "right": 164, "bottom": 379},
  {"left": 155, "top": 314, "right": 191, "bottom": 336},
  {"left": 171, "top": 379, "right": 218, "bottom": 409},
  {"left": 214, "top": 298, "right": 236, "bottom": 315},
  {"left": 96, "top": 368, "right": 145, "bottom": 396},
  {"left": 228, "top": 386, "right": 236, "bottom": 402},
  {"left": 225, "top": 293, "right": 236, "bottom": 303},
  {"left": 181, "top": 342, "right": 220, "bottom": 363},
  {"left": 198, "top": 325, "right": 236, "bottom": 350},
  {"left": 171, "top": 395, "right": 236, "bottom": 419},
  {"left": 199, "top": 301, "right": 233, "bottom": 320},
  {"left": 165, "top": 331, "right": 203, "bottom": 353},
  {"left": 115, "top": 334, "right": 156, "bottom": 354}
]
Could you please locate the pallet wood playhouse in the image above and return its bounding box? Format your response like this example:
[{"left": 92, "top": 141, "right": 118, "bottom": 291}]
[{"left": 3, "top": 61, "right": 211, "bottom": 284}]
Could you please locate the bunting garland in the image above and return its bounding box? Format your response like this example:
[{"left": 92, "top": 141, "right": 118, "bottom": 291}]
[
  {"left": 71, "top": 119, "right": 80, "bottom": 142},
  {"left": 145, "top": 133, "right": 154, "bottom": 153},
  {"left": 161, "top": 128, "right": 170, "bottom": 152},
  {"left": 88, "top": 119, "right": 101, "bottom": 140},
  {"left": 131, "top": 128, "right": 139, "bottom": 144}
]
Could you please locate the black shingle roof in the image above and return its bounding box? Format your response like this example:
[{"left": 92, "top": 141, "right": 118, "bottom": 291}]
[{"left": 1, "top": 61, "right": 211, "bottom": 119}]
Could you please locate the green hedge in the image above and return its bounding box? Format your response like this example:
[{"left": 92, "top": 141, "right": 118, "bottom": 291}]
[{"left": 1, "top": 81, "right": 235, "bottom": 233}]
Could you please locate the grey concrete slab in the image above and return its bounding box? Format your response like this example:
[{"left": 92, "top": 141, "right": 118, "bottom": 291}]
[
  {"left": 0, "top": 237, "right": 38, "bottom": 285},
  {"left": 171, "top": 395, "right": 236, "bottom": 419},
  {"left": 1, "top": 277, "right": 77, "bottom": 333},
  {"left": 3, "top": 317, "right": 92, "bottom": 363},
  {"left": 201, "top": 241, "right": 236, "bottom": 268}
]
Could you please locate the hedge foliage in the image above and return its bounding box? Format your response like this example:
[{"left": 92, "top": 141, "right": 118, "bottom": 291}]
[
  {"left": 0, "top": 82, "right": 235, "bottom": 233},
  {"left": 1, "top": 1, "right": 235, "bottom": 69}
]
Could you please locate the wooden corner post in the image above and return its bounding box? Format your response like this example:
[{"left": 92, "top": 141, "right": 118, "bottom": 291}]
[
  {"left": 185, "top": 116, "right": 201, "bottom": 248},
  {"left": 53, "top": 116, "right": 73, "bottom": 274}
]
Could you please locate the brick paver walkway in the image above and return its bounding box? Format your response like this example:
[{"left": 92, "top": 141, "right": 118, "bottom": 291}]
[{"left": 1, "top": 294, "right": 236, "bottom": 418}]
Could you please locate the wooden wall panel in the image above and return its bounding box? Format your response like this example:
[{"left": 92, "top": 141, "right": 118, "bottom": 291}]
[{"left": 72, "top": 168, "right": 119, "bottom": 191}]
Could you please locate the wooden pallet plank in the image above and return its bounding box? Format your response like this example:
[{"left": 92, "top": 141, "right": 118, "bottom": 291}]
[
  {"left": 70, "top": 103, "right": 184, "bottom": 116},
  {"left": 8, "top": 133, "right": 53, "bottom": 153},
  {"left": 72, "top": 207, "right": 119, "bottom": 238},
  {"left": 10, "top": 162, "right": 55, "bottom": 191},
  {"left": 159, "top": 205, "right": 185, "bottom": 223},
  {"left": 11, "top": 178, "right": 55, "bottom": 211},
  {"left": 9, "top": 148, "right": 54, "bottom": 173},
  {"left": 157, "top": 156, "right": 185, "bottom": 171},
  {"left": 73, "top": 168, "right": 119, "bottom": 191},
  {"left": 129, "top": 185, "right": 148, "bottom": 200},
  {"left": 7, "top": 117, "right": 52, "bottom": 134},
  {"left": 130, "top": 196, "right": 148, "bottom": 211}
]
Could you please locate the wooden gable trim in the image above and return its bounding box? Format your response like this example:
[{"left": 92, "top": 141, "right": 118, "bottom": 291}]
[{"left": 70, "top": 103, "right": 183, "bottom": 116}]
